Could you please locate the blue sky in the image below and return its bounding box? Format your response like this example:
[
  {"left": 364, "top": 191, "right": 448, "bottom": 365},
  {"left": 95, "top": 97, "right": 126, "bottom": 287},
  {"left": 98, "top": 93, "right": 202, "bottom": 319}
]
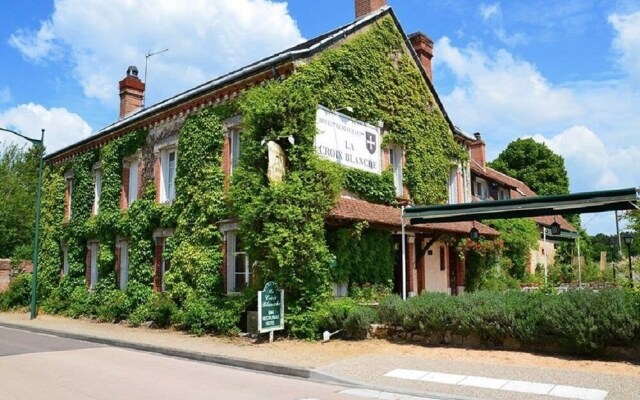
[{"left": 1, "top": 0, "right": 639, "bottom": 234}]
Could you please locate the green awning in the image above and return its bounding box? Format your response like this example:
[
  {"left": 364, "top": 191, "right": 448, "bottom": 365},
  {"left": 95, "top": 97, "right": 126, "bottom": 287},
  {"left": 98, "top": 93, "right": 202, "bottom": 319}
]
[{"left": 405, "top": 187, "right": 638, "bottom": 224}]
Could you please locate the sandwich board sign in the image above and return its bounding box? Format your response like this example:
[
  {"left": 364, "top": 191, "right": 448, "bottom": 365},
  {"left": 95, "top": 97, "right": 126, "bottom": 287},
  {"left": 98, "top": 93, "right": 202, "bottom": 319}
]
[{"left": 258, "top": 282, "right": 284, "bottom": 339}]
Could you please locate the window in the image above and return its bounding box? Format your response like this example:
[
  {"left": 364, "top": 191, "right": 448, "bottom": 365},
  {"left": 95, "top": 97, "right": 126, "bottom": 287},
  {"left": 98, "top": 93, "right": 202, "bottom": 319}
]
[
  {"left": 448, "top": 166, "right": 459, "bottom": 204},
  {"left": 226, "top": 231, "right": 251, "bottom": 292},
  {"left": 389, "top": 146, "right": 403, "bottom": 197},
  {"left": 64, "top": 170, "right": 73, "bottom": 220},
  {"left": 230, "top": 130, "right": 241, "bottom": 175},
  {"left": 119, "top": 241, "right": 129, "bottom": 290},
  {"left": 439, "top": 246, "right": 446, "bottom": 271},
  {"left": 93, "top": 163, "right": 102, "bottom": 215},
  {"left": 153, "top": 235, "right": 172, "bottom": 292},
  {"left": 61, "top": 244, "right": 69, "bottom": 275},
  {"left": 160, "top": 148, "right": 177, "bottom": 203},
  {"left": 332, "top": 282, "right": 348, "bottom": 298},
  {"left": 474, "top": 178, "right": 488, "bottom": 200},
  {"left": 127, "top": 159, "right": 139, "bottom": 205},
  {"left": 89, "top": 242, "right": 99, "bottom": 290},
  {"left": 498, "top": 188, "right": 510, "bottom": 200}
]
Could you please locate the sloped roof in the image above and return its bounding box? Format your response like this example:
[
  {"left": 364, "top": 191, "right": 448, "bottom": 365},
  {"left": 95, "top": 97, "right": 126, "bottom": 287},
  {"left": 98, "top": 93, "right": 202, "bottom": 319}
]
[
  {"left": 470, "top": 160, "right": 576, "bottom": 232},
  {"left": 328, "top": 196, "right": 499, "bottom": 237},
  {"left": 46, "top": 5, "right": 457, "bottom": 164}
]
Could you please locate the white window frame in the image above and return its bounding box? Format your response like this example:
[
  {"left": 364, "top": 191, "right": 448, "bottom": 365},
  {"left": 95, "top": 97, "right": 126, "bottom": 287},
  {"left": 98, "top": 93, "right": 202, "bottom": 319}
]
[
  {"left": 448, "top": 165, "right": 459, "bottom": 205},
  {"left": 226, "top": 230, "right": 250, "bottom": 293},
  {"left": 125, "top": 155, "right": 140, "bottom": 206},
  {"left": 61, "top": 244, "right": 69, "bottom": 275},
  {"left": 332, "top": 282, "right": 348, "bottom": 298},
  {"left": 160, "top": 146, "right": 177, "bottom": 203},
  {"left": 475, "top": 177, "right": 488, "bottom": 200},
  {"left": 230, "top": 129, "right": 241, "bottom": 175},
  {"left": 119, "top": 240, "right": 129, "bottom": 290},
  {"left": 388, "top": 146, "right": 404, "bottom": 197},
  {"left": 92, "top": 163, "right": 102, "bottom": 215},
  {"left": 64, "top": 170, "right": 73, "bottom": 219},
  {"left": 89, "top": 242, "right": 99, "bottom": 290},
  {"left": 498, "top": 188, "right": 510, "bottom": 200}
]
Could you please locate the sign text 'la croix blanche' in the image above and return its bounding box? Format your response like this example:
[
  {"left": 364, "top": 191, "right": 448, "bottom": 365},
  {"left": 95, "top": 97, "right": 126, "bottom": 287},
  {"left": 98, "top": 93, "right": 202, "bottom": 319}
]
[{"left": 314, "top": 106, "right": 381, "bottom": 174}]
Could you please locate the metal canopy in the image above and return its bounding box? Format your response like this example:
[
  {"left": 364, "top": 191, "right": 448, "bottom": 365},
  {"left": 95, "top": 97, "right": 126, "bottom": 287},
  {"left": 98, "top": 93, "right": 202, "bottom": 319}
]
[
  {"left": 542, "top": 229, "right": 580, "bottom": 243},
  {"left": 406, "top": 187, "right": 639, "bottom": 224}
]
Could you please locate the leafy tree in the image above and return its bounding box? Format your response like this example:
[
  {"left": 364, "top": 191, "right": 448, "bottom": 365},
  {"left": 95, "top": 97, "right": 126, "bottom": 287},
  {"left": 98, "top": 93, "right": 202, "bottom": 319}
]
[
  {"left": 489, "top": 138, "right": 569, "bottom": 196},
  {"left": 487, "top": 218, "right": 539, "bottom": 279},
  {"left": 0, "top": 144, "right": 39, "bottom": 258}
]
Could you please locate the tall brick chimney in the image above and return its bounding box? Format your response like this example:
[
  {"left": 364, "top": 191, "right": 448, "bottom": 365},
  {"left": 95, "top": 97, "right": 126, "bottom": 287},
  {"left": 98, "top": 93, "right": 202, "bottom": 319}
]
[
  {"left": 408, "top": 32, "right": 434, "bottom": 82},
  {"left": 355, "top": 0, "right": 387, "bottom": 19},
  {"left": 470, "top": 132, "right": 486, "bottom": 168},
  {"left": 119, "top": 66, "right": 145, "bottom": 119}
]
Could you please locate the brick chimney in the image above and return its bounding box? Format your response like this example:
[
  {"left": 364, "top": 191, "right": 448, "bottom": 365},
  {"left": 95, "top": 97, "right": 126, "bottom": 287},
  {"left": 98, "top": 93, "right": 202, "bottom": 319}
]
[
  {"left": 119, "top": 66, "right": 145, "bottom": 119},
  {"left": 469, "top": 132, "right": 486, "bottom": 168},
  {"left": 355, "top": 0, "right": 387, "bottom": 19},
  {"left": 408, "top": 32, "right": 434, "bottom": 82}
]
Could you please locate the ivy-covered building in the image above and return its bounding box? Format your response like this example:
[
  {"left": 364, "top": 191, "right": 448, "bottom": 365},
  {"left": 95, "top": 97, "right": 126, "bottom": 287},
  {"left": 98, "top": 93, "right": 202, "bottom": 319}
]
[{"left": 39, "top": 0, "right": 500, "bottom": 321}]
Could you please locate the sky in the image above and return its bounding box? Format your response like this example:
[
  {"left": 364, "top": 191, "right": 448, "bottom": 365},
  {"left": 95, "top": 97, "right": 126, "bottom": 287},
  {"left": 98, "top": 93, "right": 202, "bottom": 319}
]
[{"left": 0, "top": 0, "right": 638, "bottom": 235}]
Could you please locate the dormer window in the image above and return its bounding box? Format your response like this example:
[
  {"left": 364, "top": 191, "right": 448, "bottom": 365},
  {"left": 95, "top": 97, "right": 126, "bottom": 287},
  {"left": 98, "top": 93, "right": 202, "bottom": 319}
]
[{"left": 474, "top": 178, "right": 488, "bottom": 200}]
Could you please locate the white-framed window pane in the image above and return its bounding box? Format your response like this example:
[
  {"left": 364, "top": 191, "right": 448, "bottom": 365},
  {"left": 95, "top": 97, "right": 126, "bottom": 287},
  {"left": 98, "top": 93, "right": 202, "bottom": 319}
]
[
  {"left": 119, "top": 241, "right": 129, "bottom": 290},
  {"left": 448, "top": 167, "right": 458, "bottom": 205},
  {"left": 128, "top": 161, "right": 138, "bottom": 204},
  {"left": 93, "top": 169, "right": 102, "bottom": 214},
  {"left": 61, "top": 245, "right": 69, "bottom": 275},
  {"left": 167, "top": 151, "right": 176, "bottom": 201},
  {"left": 389, "top": 147, "right": 403, "bottom": 197},
  {"left": 230, "top": 130, "right": 241, "bottom": 175},
  {"left": 227, "top": 231, "right": 250, "bottom": 293},
  {"left": 90, "top": 243, "right": 99, "bottom": 289}
]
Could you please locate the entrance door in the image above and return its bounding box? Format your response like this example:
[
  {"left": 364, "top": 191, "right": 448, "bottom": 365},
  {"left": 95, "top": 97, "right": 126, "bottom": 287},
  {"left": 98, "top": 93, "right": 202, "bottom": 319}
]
[
  {"left": 416, "top": 237, "right": 425, "bottom": 294},
  {"left": 393, "top": 235, "right": 403, "bottom": 295}
]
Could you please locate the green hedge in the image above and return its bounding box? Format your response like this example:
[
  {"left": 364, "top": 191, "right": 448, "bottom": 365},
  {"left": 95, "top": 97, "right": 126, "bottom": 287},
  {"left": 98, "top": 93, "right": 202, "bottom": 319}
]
[{"left": 378, "top": 289, "right": 640, "bottom": 355}]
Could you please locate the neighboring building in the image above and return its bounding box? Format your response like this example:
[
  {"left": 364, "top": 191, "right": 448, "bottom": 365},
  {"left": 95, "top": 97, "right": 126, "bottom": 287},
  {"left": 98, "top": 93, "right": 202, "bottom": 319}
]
[
  {"left": 0, "top": 259, "right": 32, "bottom": 292},
  {"left": 41, "top": 0, "right": 500, "bottom": 305},
  {"left": 466, "top": 132, "right": 577, "bottom": 273}
]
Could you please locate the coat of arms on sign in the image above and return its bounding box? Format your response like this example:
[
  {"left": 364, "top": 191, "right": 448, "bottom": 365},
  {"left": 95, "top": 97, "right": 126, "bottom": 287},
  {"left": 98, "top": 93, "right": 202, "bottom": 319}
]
[{"left": 365, "top": 131, "right": 377, "bottom": 155}]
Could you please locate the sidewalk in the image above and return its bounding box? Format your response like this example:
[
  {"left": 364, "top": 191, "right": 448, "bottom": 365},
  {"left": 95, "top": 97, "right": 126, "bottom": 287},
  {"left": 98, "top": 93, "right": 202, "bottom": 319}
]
[{"left": 1, "top": 312, "right": 638, "bottom": 400}]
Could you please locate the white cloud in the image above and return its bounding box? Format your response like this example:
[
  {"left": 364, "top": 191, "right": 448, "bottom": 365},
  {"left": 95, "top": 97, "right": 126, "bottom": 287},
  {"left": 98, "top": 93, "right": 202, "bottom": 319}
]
[
  {"left": 435, "top": 10, "right": 640, "bottom": 234},
  {"left": 532, "top": 126, "right": 640, "bottom": 191},
  {"left": 478, "top": 2, "right": 526, "bottom": 46},
  {"left": 0, "top": 103, "right": 92, "bottom": 153},
  {"left": 10, "top": 0, "right": 304, "bottom": 105},
  {"left": 480, "top": 3, "right": 501, "bottom": 21},
  {"left": 8, "top": 21, "right": 58, "bottom": 62},
  {"left": 609, "top": 11, "right": 640, "bottom": 80},
  {"left": 0, "top": 87, "right": 10, "bottom": 103},
  {"left": 435, "top": 37, "right": 580, "bottom": 134}
]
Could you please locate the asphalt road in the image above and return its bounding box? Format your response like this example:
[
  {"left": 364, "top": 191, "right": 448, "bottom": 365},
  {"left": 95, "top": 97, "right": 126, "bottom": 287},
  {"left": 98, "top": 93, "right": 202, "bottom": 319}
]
[{"left": 0, "top": 326, "right": 438, "bottom": 400}]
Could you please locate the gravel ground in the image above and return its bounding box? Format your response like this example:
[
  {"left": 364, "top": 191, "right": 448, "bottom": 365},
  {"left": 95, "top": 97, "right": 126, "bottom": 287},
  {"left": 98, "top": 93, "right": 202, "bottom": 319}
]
[{"left": 1, "top": 311, "right": 638, "bottom": 399}]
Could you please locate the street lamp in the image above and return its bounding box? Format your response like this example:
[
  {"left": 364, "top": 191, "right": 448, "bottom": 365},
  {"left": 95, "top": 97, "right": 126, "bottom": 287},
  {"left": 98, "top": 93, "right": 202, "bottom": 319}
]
[
  {"left": 622, "top": 233, "right": 634, "bottom": 286},
  {"left": 610, "top": 242, "right": 616, "bottom": 280},
  {"left": 0, "top": 127, "right": 45, "bottom": 319}
]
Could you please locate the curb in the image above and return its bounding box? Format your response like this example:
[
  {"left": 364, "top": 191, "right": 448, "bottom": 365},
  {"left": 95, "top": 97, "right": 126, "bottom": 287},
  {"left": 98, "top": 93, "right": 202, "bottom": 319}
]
[{"left": 0, "top": 321, "right": 310, "bottom": 379}]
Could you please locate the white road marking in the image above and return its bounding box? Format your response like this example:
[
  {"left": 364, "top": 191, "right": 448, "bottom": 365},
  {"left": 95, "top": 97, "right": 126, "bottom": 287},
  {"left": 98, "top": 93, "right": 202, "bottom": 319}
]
[
  {"left": 383, "top": 368, "right": 608, "bottom": 400},
  {"left": 339, "top": 388, "right": 439, "bottom": 400}
]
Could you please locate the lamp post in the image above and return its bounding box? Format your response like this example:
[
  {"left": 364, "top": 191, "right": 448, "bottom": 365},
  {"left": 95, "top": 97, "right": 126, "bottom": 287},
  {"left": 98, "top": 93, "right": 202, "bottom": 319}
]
[
  {"left": 610, "top": 242, "right": 616, "bottom": 280},
  {"left": 0, "top": 127, "right": 45, "bottom": 319},
  {"left": 623, "top": 233, "right": 634, "bottom": 286}
]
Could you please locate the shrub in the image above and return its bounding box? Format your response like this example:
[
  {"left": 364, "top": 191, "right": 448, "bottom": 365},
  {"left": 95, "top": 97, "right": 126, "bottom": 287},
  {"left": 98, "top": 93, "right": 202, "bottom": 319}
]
[
  {"left": 172, "top": 296, "right": 241, "bottom": 336},
  {"left": 95, "top": 290, "right": 130, "bottom": 323},
  {"left": 0, "top": 273, "right": 31, "bottom": 310},
  {"left": 315, "top": 298, "right": 357, "bottom": 333},
  {"left": 377, "top": 294, "right": 406, "bottom": 326},
  {"left": 65, "top": 287, "right": 96, "bottom": 318},
  {"left": 129, "top": 292, "right": 177, "bottom": 328},
  {"left": 344, "top": 306, "right": 377, "bottom": 339}
]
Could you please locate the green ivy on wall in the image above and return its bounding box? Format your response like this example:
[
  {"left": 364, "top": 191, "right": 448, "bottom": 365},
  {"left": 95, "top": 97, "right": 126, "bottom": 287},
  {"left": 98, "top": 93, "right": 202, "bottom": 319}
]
[{"left": 326, "top": 223, "right": 394, "bottom": 286}]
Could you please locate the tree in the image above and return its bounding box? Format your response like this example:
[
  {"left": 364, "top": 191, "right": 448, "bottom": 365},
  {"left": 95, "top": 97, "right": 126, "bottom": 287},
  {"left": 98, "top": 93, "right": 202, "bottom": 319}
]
[
  {"left": 0, "top": 143, "right": 39, "bottom": 258},
  {"left": 489, "top": 138, "right": 570, "bottom": 196}
]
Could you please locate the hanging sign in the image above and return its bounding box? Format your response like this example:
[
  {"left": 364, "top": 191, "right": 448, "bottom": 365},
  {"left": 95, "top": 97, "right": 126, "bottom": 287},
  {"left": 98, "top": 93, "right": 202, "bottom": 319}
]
[
  {"left": 258, "top": 281, "right": 284, "bottom": 333},
  {"left": 266, "top": 141, "right": 286, "bottom": 184},
  {"left": 315, "top": 105, "right": 381, "bottom": 174}
]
